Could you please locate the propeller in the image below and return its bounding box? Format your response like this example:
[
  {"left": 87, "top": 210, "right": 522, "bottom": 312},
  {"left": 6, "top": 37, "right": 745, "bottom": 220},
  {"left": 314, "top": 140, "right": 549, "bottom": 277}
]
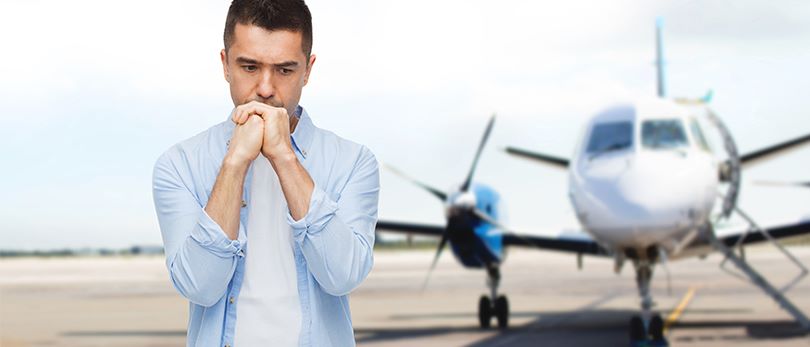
[
  {"left": 385, "top": 115, "right": 498, "bottom": 291},
  {"left": 461, "top": 114, "right": 496, "bottom": 192},
  {"left": 421, "top": 233, "right": 449, "bottom": 291},
  {"left": 382, "top": 163, "right": 447, "bottom": 201},
  {"left": 754, "top": 180, "right": 810, "bottom": 188},
  {"left": 472, "top": 208, "right": 503, "bottom": 229}
]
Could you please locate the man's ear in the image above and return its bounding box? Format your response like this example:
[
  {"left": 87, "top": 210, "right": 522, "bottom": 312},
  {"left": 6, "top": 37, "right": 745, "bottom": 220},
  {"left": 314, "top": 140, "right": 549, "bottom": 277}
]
[
  {"left": 303, "top": 54, "right": 316, "bottom": 86},
  {"left": 220, "top": 49, "right": 231, "bottom": 83}
]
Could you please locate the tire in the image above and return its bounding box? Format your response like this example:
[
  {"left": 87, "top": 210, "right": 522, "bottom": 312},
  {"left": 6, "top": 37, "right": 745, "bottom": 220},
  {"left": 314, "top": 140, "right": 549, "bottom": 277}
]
[
  {"left": 649, "top": 315, "right": 665, "bottom": 342},
  {"left": 629, "top": 315, "right": 646, "bottom": 342},
  {"left": 495, "top": 295, "right": 509, "bottom": 329},
  {"left": 478, "top": 296, "right": 492, "bottom": 328}
]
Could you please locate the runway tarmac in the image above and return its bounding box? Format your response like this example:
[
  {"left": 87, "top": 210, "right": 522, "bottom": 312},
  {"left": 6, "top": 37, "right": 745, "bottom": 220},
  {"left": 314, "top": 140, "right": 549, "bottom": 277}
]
[{"left": 1, "top": 247, "right": 809, "bottom": 346}]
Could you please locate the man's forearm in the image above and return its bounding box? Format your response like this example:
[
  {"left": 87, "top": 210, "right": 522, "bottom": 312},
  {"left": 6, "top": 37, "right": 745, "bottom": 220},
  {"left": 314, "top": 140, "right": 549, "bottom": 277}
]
[
  {"left": 204, "top": 156, "right": 249, "bottom": 240},
  {"left": 271, "top": 152, "right": 314, "bottom": 221}
]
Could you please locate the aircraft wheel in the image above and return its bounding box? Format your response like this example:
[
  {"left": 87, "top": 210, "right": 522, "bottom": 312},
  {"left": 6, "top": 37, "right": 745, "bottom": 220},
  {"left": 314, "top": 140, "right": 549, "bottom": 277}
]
[
  {"left": 629, "top": 315, "right": 646, "bottom": 342},
  {"left": 649, "top": 314, "right": 666, "bottom": 343},
  {"left": 478, "top": 296, "right": 492, "bottom": 328},
  {"left": 495, "top": 295, "right": 509, "bottom": 329}
]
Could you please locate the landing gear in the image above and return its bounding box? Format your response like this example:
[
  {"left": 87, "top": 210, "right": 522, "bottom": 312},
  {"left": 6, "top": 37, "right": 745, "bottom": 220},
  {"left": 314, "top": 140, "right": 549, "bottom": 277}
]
[
  {"left": 629, "top": 253, "right": 669, "bottom": 346},
  {"left": 629, "top": 314, "right": 666, "bottom": 347},
  {"left": 478, "top": 265, "right": 509, "bottom": 329},
  {"left": 649, "top": 315, "right": 665, "bottom": 342},
  {"left": 629, "top": 315, "right": 645, "bottom": 342},
  {"left": 478, "top": 296, "right": 491, "bottom": 328},
  {"left": 495, "top": 295, "right": 509, "bottom": 328}
]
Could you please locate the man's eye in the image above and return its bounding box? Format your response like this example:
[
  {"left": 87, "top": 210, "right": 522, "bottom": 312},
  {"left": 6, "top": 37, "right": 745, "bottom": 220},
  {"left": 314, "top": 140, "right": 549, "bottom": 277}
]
[
  {"left": 242, "top": 65, "right": 257, "bottom": 72},
  {"left": 279, "top": 68, "right": 293, "bottom": 75}
]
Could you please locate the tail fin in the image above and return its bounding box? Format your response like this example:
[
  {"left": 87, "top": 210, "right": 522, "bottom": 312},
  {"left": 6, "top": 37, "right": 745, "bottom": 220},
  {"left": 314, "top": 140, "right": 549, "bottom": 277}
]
[
  {"left": 702, "top": 89, "right": 714, "bottom": 103},
  {"left": 655, "top": 17, "right": 666, "bottom": 98}
]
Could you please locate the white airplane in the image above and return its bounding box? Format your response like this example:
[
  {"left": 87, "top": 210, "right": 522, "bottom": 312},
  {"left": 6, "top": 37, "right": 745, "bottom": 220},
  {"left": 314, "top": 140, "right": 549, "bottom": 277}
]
[{"left": 376, "top": 19, "right": 810, "bottom": 346}]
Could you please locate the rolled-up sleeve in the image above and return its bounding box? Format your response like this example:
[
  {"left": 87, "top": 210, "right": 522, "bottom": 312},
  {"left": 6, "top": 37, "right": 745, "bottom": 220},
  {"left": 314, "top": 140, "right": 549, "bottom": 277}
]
[
  {"left": 153, "top": 150, "right": 244, "bottom": 307},
  {"left": 288, "top": 146, "right": 380, "bottom": 296}
]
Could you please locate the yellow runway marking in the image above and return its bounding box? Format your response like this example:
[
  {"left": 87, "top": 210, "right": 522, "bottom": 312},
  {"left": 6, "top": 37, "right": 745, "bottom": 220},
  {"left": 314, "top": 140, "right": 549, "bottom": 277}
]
[{"left": 663, "top": 285, "right": 697, "bottom": 335}]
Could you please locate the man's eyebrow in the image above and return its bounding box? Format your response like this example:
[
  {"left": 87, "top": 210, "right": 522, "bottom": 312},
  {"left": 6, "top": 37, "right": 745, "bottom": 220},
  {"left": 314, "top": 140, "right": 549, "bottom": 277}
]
[
  {"left": 234, "top": 57, "right": 299, "bottom": 69},
  {"left": 273, "top": 61, "right": 299, "bottom": 68},
  {"left": 235, "top": 56, "right": 261, "bottom": 65}
]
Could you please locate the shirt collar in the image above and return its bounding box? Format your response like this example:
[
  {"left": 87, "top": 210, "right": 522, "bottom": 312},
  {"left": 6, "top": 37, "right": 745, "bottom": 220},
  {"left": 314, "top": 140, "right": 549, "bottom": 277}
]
[{"left": 222, "top": 104, "right": 314, "bottom": 159}]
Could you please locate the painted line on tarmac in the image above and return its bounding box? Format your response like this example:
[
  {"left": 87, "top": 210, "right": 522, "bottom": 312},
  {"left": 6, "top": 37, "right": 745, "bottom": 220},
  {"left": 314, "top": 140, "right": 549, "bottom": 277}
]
[{"left": 663, "top": 285, "right": 697, "bottom": 335}]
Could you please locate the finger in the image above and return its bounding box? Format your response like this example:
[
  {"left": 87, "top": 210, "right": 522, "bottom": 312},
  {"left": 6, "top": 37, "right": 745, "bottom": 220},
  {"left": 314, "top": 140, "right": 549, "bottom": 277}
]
[
  {"left": 248, "top": 113, "right": 263, "bottom": 123},
  {"left": 232, "top": 108, "right": 246, "bottom": 125},
  {"left": 234, "top": 106, "right": 252, "bottom": 125},
  {"left": 240, "top": 102, "right": 286, "bottom": 121}
]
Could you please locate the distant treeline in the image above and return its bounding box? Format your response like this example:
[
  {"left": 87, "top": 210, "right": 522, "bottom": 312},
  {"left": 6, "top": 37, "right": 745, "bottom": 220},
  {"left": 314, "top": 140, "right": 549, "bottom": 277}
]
[
  {"left": 0, "top": 245, "right": 165, "bottom": 258},
  {"left": 0, "top": 239, "right": 441, "bottom": 257},
  {"left": 4, "top": 235, "right": 805, "bottom": 258}
]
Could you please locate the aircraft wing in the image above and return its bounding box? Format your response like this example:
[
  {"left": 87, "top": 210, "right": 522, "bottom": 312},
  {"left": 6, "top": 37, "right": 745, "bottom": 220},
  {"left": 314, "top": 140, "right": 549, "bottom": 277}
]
[
  {"left": 740, "top": 132, "right": 810, "bottom": 168},
  {"left": 714, "top": 217, "right": 810, "bottom": 247},
  {"left": 502, "top": 231, "right": 610, "bottom": 256},
  {"left": 504, "top": 146, "right": 569, "bottom": 169},
  {"left": 674, "top": 216, "right": 810, "bottom": 260},
  {"left": 376, "top": 220, "right": 610, "bottom": 256},
  {"left": 376, "top": 220, "right": 445, "bottom": 237}
]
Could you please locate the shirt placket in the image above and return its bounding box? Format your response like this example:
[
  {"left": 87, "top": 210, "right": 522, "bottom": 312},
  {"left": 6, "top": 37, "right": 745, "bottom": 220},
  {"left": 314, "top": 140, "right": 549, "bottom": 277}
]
[
  {"left": 220, "top": 145, "right": 253, "bottom": 347},
  {"left": 295, "top": 244, "right": 312, "bottom": 346}
]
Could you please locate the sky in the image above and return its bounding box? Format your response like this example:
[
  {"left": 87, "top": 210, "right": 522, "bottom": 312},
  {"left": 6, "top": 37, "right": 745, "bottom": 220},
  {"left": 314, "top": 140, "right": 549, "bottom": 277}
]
[{"left": 1, "top": 0, "right": 809, "bottom": 250}]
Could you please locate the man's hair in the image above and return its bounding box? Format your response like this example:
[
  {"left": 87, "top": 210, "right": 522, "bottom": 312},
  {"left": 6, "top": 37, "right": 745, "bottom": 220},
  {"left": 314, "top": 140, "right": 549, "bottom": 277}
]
[{"left": 224, "top": 0, "right": 313, "bottom": 58}]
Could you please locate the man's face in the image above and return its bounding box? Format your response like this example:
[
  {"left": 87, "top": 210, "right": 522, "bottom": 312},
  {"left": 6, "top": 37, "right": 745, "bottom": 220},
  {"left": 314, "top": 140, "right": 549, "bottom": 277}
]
[{"left": 221, "top": 23, "right": 316, "bottom": 117}]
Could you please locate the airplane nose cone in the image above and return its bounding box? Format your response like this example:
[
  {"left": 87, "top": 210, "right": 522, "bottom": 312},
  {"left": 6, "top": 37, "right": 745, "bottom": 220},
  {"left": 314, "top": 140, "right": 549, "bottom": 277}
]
[
  {"left": 617, "top": 155, "right": 703, "bottom": 224},
  {"left": 574, "top": 151, "right": 717, "bottom": 245}
]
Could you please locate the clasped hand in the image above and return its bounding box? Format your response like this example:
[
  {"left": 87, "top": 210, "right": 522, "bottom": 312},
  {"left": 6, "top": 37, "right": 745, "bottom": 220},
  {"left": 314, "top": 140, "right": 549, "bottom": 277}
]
[{"left": 226, "top": 101, "right": 295, "bottom": 166}]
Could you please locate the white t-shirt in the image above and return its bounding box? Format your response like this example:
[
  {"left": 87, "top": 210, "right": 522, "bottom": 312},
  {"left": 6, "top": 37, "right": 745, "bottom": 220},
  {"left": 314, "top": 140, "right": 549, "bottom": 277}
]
[{"left": 234, "top": 157, "right": 301, "bottom": 346}]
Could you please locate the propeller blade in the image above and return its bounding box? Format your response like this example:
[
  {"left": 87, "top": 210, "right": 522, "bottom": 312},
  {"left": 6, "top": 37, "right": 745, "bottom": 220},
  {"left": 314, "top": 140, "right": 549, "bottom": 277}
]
[
  {"left": 461, "top": 114, "right": 496, "bottom": 192},
  {"left": 472, "top": 207, "right": 506, "bottom": 231},
  {"left": 421, "top": 233, "right": 449, "bottom": 291},
  {"left": 754, "top": 180, "right": 810, "bottom": 188},
  {"left": 473, "top": 207, "right": 543, "bottom": 247},
  {"left": 474, "top": 207, "right": 580, "bottom": 256},
  {"left": 383, "top": 163, "right": 447, "bottom": 201}
]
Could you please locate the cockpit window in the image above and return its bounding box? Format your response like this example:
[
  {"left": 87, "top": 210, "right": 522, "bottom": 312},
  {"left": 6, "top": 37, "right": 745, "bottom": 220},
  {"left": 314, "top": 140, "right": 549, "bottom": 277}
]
[
  {"left": 586, "top": 121, "right": 633, "bottom": 154},
  {"left": 689, "top": 118, "right": 710, "bottom": 151},
  {"left": 641, "top": 119, "right": 688, "bottom": 149}
]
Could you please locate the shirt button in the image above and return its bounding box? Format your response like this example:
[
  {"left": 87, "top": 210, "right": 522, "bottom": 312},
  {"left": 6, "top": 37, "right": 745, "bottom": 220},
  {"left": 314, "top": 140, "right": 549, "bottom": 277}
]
[
  {"left": 241, "top": 200, "right": 247, "bottom": 208},
  {"left": 229, "top": 296, "right": 235, "bottom": 304}
]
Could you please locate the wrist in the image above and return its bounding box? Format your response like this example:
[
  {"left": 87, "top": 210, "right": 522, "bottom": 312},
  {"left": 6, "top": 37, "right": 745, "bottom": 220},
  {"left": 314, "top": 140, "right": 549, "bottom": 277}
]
[
  {"left": 223, "top": 152, "right": 251, "bottom": 172},
  {"left": 266, "top": 148, "right": 297, "bottom": 166},
  {"left": 264, "top": 146, "right": 296, "bottom": 163}
]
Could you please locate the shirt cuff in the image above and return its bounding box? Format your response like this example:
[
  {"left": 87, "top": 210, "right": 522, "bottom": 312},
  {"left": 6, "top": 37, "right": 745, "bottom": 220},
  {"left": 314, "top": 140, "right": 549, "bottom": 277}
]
[
  {"left": 288, "top": 184, "right": 339, "bottom": 243},
  {"left": 190, "top": 208, "right": 245, "bottom": 258}
]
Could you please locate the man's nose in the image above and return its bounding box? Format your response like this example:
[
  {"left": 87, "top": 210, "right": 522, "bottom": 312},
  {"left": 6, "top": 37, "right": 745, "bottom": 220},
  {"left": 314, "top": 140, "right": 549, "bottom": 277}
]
[{"left": 256, "top": 70, "right": 275, "bottom": 99}]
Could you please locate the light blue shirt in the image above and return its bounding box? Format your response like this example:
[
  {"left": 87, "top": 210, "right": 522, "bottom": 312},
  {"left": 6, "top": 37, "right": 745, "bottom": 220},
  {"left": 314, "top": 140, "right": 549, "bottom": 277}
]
[{"left": 152, "top": 107, "right": 379, "bottom": 347}]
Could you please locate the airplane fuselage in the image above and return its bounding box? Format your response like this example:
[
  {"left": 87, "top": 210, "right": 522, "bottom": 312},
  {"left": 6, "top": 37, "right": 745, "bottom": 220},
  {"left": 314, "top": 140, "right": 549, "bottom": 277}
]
[{"left": 568, "top": 99, "right": 719, "bottom": 256}]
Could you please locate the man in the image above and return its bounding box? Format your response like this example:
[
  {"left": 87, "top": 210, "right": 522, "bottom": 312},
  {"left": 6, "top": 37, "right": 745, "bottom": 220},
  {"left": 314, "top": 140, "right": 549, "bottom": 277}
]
[{"left": 152, "top": 0, "right": 379, "bottom": 346}]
